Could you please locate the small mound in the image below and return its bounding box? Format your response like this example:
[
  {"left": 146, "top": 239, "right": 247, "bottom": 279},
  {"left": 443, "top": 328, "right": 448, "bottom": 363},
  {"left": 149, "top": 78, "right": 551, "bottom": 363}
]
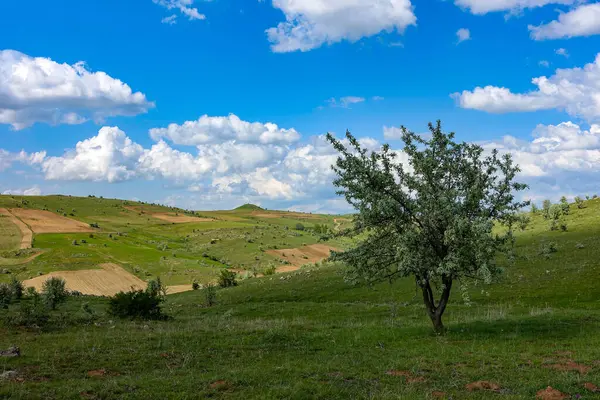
[{"left": 234, "top": 204, "right": 264, "bottom": 211}]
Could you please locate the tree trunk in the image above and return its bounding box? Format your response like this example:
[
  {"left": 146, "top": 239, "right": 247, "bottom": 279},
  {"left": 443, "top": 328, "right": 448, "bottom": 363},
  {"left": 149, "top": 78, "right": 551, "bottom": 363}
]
[{"left": 420, "top": 276, "right": 453, "bottom": 334}]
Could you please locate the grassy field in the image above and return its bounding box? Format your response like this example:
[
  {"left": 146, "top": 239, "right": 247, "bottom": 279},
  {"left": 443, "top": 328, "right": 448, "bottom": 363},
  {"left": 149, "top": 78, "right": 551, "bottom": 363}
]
[
  {"left": 0, "top": 214, "right": 21, "bottom": 252},
  {"left": 0, "top": 196, "right": 600, "bottom": 399},
  {"left": 0, "top": 195, "right": 344, "bottom": 286}
]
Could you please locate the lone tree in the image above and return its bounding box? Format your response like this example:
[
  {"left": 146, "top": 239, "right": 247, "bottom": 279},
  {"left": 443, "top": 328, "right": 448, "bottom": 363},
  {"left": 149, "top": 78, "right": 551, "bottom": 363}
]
[{"left": 326, "top": 122, "right": 528, "bottom": 333}]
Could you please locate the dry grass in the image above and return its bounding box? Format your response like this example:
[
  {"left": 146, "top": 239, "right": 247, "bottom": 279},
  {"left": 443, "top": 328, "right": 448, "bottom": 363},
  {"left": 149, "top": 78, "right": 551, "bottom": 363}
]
[{"left": 8, "top": 208, "right": 93, "bottom": 234}]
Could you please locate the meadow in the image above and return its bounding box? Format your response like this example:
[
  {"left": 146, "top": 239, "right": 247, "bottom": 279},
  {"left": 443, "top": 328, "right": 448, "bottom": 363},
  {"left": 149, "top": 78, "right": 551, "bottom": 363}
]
[{"left": 0, "top": 195, "right": 599, "bottom": 399}]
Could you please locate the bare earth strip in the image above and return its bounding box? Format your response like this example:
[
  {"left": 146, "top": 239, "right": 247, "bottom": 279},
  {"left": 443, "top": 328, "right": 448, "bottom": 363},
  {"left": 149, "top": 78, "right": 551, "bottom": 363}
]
[
  {"left": 0, "top": 208, "right": 32, "bottom": 249},
  {"left": 24, "top": 263, "right": 146, "bottom": 296},
  {"left": 152, "top": 213, "right": 215, "bottom": 223},
  {"left": 8, "top": 208, "right": 93, "bottom": 234},
  {"left": 23, "top": 263, "right": 194, "bottom": 296},
  {"left": 267, "top": 244, "right": 339, "bottom": 273}
]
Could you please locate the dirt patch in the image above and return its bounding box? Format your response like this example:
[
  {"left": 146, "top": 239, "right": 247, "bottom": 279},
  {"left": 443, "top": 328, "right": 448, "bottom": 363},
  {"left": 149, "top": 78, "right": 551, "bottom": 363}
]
[
  {"left": 152, "top": 213, "right": 214, "bottom": 224},
  {"left": 87, "top": 369, "right": 107, "bottom": 378},
  {"left": 23, "top": 263, "right": 146, "bottom": 296},
  {"left": 432, "top": 391, "right": 447, "bottom": 398},
  {"left": 166, "top": 285, "right": 194, "bottom": 294},
  {"left": 8, "top": 208, "right": 93, "bottom": 234},
  {"left": 536, "top": 386, "right": 569, "bottom": 399},
  {"left": 584, "top": 383, "right": 600, "bottom": 392},
  {"left": 465, "top": 381, "right": 501, "bottom": 392},
  {"left": 267, "top": 244, "right": 339, "bottom": 272},
  {"left": 544, "top": 360, "right": 591, "bottom": 374},
  {"left": 0, "top": 208, "right": 32, "bottom": 249}
]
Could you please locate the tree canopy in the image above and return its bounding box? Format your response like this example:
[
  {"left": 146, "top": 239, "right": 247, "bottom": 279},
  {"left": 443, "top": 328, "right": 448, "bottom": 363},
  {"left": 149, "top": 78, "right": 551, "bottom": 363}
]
[{"left": 326, "top": 121, "right": 528, "bottom": 333}]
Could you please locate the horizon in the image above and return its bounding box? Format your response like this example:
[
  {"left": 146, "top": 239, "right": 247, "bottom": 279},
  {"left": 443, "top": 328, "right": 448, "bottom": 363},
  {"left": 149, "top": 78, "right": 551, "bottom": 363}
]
[{"left": 2, "top": 1, "right": 600, "bottom": 212}]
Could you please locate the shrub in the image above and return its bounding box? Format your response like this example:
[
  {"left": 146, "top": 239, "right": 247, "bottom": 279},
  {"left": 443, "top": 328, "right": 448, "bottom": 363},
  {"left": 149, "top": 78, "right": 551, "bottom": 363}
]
[
  {"left": 575, "top": 196, "right": 584, "bottom": 209},
  {"left": 263, "top": 265, "right": 277, "bottom": 276},
  {"left": 560, "top": 196, "right": 570, "bottom": 215},
  {"left": 5, "top": 293, "right": 50, "bottom": 328},
  {"left": 72, "top": 240, "right": 78, "bottom": 246},
  {"left": 41, "top": 277, "right": 68, "bottom": 310},
  {"left": 539, "top": 242, "right": 558, "bottom": 259},
  {"left": 108, "top": 290, "right": 165, "bottom": 320},
  {"left": 0, "top": 283, "right": 12, "bottom": 309},
  {"left": 560, "top": 222, "right": 568, "bottom": 232},
  {"left": 90, "top": 223, "right": 100, "bottom": 228},
  {"left": 9, "top": 277, "right": 23, "bottom": 300},
  {"left": 530, "top": 203, "right": 539, "bottom": 215},
  {"left": 542, "top": 199, "right": 552, "bottom": 219},
  {"left": 192, "top": 281, "right": 200, "bottom": 290},
  {"left": 203, "top": 283, "right": 217, "bottom": 307},
  {"left": 218, "top": 269, "right": 238, "bottom": 288},
  {"left": 295, "top": 223, "right": 305, "bottom": 231},
  {"left": 146, "top": 277, "right": 167, "bottom": 299}
]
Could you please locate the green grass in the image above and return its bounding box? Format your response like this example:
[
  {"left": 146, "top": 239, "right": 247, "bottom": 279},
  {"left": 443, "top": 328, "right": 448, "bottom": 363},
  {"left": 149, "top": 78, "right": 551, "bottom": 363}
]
[
  {"left": 1, "top": 196, "right": 600, "bottom": 399},
  {"left": 0, "top": 214, "right": 21, "bottom": 251}
]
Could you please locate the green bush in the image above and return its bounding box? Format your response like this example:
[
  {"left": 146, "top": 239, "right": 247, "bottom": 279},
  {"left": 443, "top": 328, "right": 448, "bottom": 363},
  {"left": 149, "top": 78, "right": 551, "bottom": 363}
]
[
  {"left": 218, "top": 269, "right": 238, "bottom": 288},
  {"left": 0, "top": 283, "right": 12, "bottom": 309},
  {"left": 263, "top": 265, "right": 277, "bottom": 276},
  {"left": 203, "top": 283, "right": 217, "bottom": 307},
  {"left": 108, "top": 290, "right": 165, "bottom": 320},
  {"left": 4, "top": 293, "right": 50, "bottom": 328},
  {"left": 41, "top": 277, "right": 68, "bottom": 310},
  {"left": 192, "top": 281, "right": 200, "bottom": 290},
  {"left": 295, "top": 223, "right": 305, "bottom": 231},
  {"left": 9, "top": 277, "right": 23, "bottom": 300}
]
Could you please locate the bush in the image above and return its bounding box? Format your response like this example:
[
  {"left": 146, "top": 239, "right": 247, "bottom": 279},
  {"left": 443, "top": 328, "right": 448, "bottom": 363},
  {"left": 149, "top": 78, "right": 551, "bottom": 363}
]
[
  {"left": 203, "top": 283, "right": 217, "bottom": 307},
  {"left": 560, "top": 196, "right": 570, "bottom": 215},
  {"left": 295, "top": 223, "right": 305, "bottom": 231},
  {"left": 542, "top": 199, "right": 552, "bottom": 219},
  {"left": 0, "top": 283, "right": 12, "bottom": 309},
  {"left": 263, "top": 265, "right": 277, "bottom": 276},
  {"left": 5, "top": 294, "right": 50, "bottom": 328},
  {"left": 575, "top": 196, "right": 584, "bottom": 209},
  {"left": 218, "top": 269, "right": 238, "bottom": 288},
  {"left": 9, "top": 277, "right": 23, "bottom": 300},
  {"left": 41, "top": 277, "right": 68, "bottom": 310},
  {"left": 146, "top": 277, "right": 167, "bottom": 299},
  {"left": 108, "top": 290, "right": 165, "bottom": 320},
  {"left": 539, "top": 242, "right": 558, "bottom": 259},
  {"left": 192, "top": 281, "right": 200, "bottom": 290}
]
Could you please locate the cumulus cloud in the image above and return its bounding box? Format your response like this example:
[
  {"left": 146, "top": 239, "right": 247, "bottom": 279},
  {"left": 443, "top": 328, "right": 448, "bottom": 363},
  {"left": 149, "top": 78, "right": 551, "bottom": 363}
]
[
  {"left": 326, "top": 96, "right": 366, "bottom": 108},
  {"left": 529, "top": 3, "right": 600, "bottom": 40},
  {"left": 454, "top": 0, "right": 575, "bottom": 15},
  {"left": 456, "top": 28, "right": 471, "bottom": 43},
  {"left": 1, "top": 186, "right": 42, "bottom": 196},
  {"left": 267, "top": 0, "right": 416, "bottom": 52},
  {"left": 452, "top": 53, "right": 600, "bottom": 121},
  {"left": 0, "top": 50, "right": 154, "bottom": 130},
  {"left": 153, "top": 0, "right": 205, "bottom": 22},
  {"left": 149, "top": 114, "right": 301, "bottom": 145}
]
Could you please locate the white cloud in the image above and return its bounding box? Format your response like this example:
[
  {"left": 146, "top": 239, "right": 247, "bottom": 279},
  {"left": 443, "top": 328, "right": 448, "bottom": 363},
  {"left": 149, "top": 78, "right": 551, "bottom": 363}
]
[
  {"left": 153, "top": 0, "right": 205, "bottom": 21},
  {"left": 456, "top": 28, "right": 471, "bottom": 43},
  {"left": 0, "top": 50, "right": 154, "bottom": 130},
  {"left": 1, "top": 186, "right": 42, "bottom": 196},
  {"left": 0, "top": 148, "right": 46, "bottom": 171},
  {"left": 539, "top": 60, "right": 550, "bottom": 67},
  {"left": 149, "top": 114, "right": 301, "bottom": 145},
  {"left": 452, "top": 53, "right": 600, "bottom": 121},
  {"left": 326, "top": 96, "right": 366, "bottom": 108},
  {"left": 267, "top": 0, "right": 416, "bottom": 53},
  {"left": 383, "top": 126, "right": 405, "bottom": 140},
  {"left": 529, "top": 3, "right": 600, "bottom": 40},
  {"left": 555, "top": 47, "right": 569, "bottom": 57},
  {"left": 454, "top": 0, "right": 575, "bottom": 15},
  {"left": 161, "top": 14, "right": 178, "bottom": 24}
]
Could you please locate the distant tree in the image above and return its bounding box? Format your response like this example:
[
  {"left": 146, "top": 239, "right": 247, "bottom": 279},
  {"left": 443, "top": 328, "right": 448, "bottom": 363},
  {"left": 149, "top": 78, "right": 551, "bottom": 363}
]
[
  {"left": 542, "top": 200, "right": 552, "bottom": 219},
  {"left": 41, "top": 277, "right": 68, "bottom": 310},
  {"left": 560, "top": 196, "right": 570, "bottom": 215},
  {"left": 295, "top": 223, "right": 305, "bottom": 231},
  {"left": 575, "top": 196, "right": 584, "bottom": 209},
  {"left": 326, "top": 122, "right": 528, "bottom": 333},
  {"left": 530, "top": 203, "right": 539, "bottom": 215}
]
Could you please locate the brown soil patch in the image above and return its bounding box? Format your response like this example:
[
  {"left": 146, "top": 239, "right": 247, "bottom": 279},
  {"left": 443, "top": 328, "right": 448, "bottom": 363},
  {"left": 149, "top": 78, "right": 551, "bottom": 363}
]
[
  {"left": 209, "top": 380, "right": 231, "bottom": 390},
  {"left": 166, "top": 284, "right": 194, "bottom": 294},
  {"left": 432, "top": 391, "right": 447, "bottom": 398},
  {"left": 267, "top": 244, "right": 339, "bottom": 272},
  {"left": 545, "top": 360, "right": 591, "bottom": 374},
  {"left": 536, "top": 386, "right": 568, "bottom": 400},
  {"left": 87, "top": 369, "right": 106, "bottom": 378},
  {"left": 584, "top": 383, "right": 600, "bottom": 392},
  {"left": 0, "top": 208, "right": 32, "bottom": 249},
  {"left": 152, "top": 213, "right": 214, "bottom": 223},
  {"left": 24, "top": 263, "right": 146, "bottom": 296},
  {"left": 8, "top": 208, "right": 93, "bottom": 234},
  {"left": 465, "top": 381, "right": 501, "bottom": 392}
]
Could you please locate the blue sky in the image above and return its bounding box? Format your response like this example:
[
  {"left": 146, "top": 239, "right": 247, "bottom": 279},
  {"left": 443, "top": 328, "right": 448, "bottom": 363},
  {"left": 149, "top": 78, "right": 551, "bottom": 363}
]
[{"left": 1, "top": 0, "right": 600, "bottom": 212}]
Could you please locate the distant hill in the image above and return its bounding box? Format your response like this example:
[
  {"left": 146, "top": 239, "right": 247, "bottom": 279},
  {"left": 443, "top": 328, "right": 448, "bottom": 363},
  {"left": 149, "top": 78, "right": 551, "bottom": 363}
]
[{"left": 234, "top": 204, "right": 264, "bottom": 211}]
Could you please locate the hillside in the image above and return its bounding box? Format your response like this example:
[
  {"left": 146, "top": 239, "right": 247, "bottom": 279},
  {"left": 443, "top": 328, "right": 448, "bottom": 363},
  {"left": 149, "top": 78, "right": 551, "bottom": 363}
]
[
  {"left": 0, "top": 195, "right": 346, "bottom": 293},
  {"left": 0, "top": 195, "right": 600, "bottom": 398}
]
